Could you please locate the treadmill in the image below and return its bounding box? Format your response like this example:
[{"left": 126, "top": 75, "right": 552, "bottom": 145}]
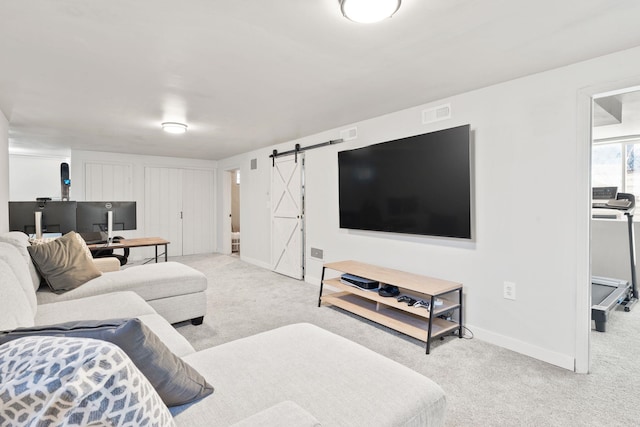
[{"left": 591, "top": 189, "right": 638, "bottom": 332}]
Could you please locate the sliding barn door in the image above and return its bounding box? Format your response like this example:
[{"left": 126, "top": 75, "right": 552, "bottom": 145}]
[{"left": 271, "top": 156, "right": 303, "bottom": 279}]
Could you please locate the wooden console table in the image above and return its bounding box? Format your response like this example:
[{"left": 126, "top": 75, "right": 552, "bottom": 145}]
[
  {"left": 319, "top": 260, "right": 463, "bottom": 354},
  {"left": 88, "top": 237, "right": 170, "bottom": 263}
]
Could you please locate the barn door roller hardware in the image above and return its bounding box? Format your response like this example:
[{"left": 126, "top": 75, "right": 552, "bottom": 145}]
[{"left": 270, "top": 139, "right": 344, "bottom": 167}]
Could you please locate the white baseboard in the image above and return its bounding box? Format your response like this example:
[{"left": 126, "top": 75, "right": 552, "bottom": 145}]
[
  {"left": 305, "top": 274, "right": 322, "bottom": 287},
  {"left": 240, "top": 255, "right": 271, "bottom": 270},
  {"left": 305, "top": 272, "right": 574, "bottom": 370},
  {"left": 469, "top": 324, "right": 575, "bottom": 371}
]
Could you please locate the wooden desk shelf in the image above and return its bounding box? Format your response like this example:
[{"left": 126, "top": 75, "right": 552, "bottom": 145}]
[{"left": 318, "top": 260, "right": 463, "bottom": 354}]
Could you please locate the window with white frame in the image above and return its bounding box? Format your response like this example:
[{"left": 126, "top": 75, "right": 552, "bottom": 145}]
[{"left": 592, "top": 139, "right": 640, "bottom": 200}]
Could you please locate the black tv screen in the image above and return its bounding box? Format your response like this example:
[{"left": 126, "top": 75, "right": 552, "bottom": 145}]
[{"left": 338, "top": 124, "right": 471, "bottom": 239}]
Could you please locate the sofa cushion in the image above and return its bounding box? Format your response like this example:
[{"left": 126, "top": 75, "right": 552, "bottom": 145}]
[
  {"left": 35, "top": 291, "right": 196, "bottom": 357},
  {"left": 0, "top": 242, "right": 37, "bottom": 317},
  {"left": 0, "top": 231, "right": 40, "bottom": 291},
  {"left": 0, "top": 318, "right": 214, "bottom": 407},
  {"left": 229, "top": 401, "right": 321, "bottom": 427},
  {"left": 0, "top": 335, "right": 176, "bottom": 427},
  {"left": 174, "top": 323, "right": 447, "bottom": 426},
  {"left": 27, "top": 231, "right": 102, "bottom": 293},
  {"left": 93, "top": 256, "right": 121, "bottom": 272},
  {"left": 0, "top": 259, "right": 35, "bottom": 332}
]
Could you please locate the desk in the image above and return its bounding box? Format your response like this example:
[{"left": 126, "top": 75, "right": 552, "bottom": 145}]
[{"left": 88, "top": 237, "right": 170, "bottom": 263}]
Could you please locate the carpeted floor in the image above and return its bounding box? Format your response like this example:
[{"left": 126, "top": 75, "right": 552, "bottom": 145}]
[{"left": 160, "top": 253, "right": 640, "bottom": 426}]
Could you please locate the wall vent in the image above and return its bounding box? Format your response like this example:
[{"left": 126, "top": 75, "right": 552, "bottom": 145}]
[
  {"left": 340, "top": 127, "right": 358, "bottom": 141},
  {"left": 422, "top": 103, "right": 451, "bottom": 124},
  {"left": 250, "top": 158, "right": 257, "bottom": 170}
]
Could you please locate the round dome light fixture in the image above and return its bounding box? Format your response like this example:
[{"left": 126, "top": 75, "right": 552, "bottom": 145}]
[
  {"left": 161, "top": 122, "right": 188, "bottom": 134},
  {"left": 340, "top": 0, "right": 401, "bottom": 23}
]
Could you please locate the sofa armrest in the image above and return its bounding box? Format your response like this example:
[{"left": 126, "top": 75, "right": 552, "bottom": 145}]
[{"left": 93, "top": 257, "right": 120, "bottom": 272}]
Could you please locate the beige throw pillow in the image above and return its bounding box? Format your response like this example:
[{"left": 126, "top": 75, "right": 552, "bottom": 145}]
[
  {"left": 29, "top": 233, "right": 93, "bottom": 260},
  {"left": 27, "top": 231, "right": 101, "bottom": 293}
]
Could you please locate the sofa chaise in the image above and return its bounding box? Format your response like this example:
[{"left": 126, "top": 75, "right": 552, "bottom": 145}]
[{"left": 0, "top": 238, "right": 447, "bottom": 426}]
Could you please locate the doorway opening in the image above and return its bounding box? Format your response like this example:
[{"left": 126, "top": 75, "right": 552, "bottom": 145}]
[
  {"left": 230, "top": 169, "right": 240, "bottom": 256},
  {"left": 588, "top": 85, "right": 640, "bottom": 372}
]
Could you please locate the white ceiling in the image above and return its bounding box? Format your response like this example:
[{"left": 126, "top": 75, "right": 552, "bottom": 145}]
[{"left": 2, "top": 0, "right": 640, "bottom": 160}]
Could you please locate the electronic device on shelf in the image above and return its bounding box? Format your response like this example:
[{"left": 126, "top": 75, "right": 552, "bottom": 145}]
[{"left": 340, "top": 273, "right": 379, "bottom": 290}]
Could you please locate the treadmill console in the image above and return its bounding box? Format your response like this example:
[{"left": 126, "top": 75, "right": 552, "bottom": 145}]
[{"left": 592, "top": 186, "right": 618, "bottom": 200}]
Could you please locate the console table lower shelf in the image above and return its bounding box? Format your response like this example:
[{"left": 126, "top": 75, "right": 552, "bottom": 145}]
[
  {"left": 322, "top": 292, "right": 460, "bottom": 341},
  {"left": 318, "top": 260, "right": 464, "bottom": 354}
]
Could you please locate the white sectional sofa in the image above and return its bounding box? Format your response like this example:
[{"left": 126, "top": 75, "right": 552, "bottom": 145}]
[
  {"left": 0, "top": 235, "right": 447, "bottom": 426},
  {"left": 0, "top": 231, "right": 208, "bottom": 325}
]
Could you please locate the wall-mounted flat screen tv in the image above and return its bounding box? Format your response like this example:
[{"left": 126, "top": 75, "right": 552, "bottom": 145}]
[{"left": 338, "top": 124, "right": 471, "bottom": 239}]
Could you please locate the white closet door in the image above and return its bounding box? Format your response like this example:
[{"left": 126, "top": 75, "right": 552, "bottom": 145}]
[
  {"left": 85, "top": 162, "right": 132, "bottom": 201},
  {"left": 144, "top": 167, "right": 183, "bottom": 257},
  {"left": 271, "top": 156, "right": 303, "bottom": 279},
  {"left": 182, "top": 169, "right": 215, "bottom": 255}
]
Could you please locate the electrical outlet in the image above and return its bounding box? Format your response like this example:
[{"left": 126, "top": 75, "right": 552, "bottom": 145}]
[{"left": 504, "top": 281, "right": 516, "bottom": 300}]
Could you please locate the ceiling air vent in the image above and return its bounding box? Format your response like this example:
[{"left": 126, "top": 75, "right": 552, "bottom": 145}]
[{"left": 422, "top": 103, "right": 451, "bottom": 124}]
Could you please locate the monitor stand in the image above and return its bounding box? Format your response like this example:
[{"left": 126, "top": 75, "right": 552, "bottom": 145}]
[
  {"left": 34, "top": 211, "right": 43, "bottom": 239},
  {"left": 107, "top": 210, "right": 113, "bottom": 244}
]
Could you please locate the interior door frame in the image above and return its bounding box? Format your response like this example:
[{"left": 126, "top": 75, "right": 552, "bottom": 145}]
[
  {"left": 576, "top": 78, "right": 640, "bottom": 373},
  {"left": 221, "top": 166, "right": 240, "bottom": 255}
]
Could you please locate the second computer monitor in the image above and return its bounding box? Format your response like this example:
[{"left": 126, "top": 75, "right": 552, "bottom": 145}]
[{"left": 76, "top": 201, "right": 137, "bottom": 234}]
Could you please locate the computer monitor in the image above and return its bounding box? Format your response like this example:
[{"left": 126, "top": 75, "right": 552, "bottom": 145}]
[
  {"left": 8, "top": 201, "right": 77, "bottom": 236},
  {"left": 76, "top": 201, "right": 137, "bottom": 240}
]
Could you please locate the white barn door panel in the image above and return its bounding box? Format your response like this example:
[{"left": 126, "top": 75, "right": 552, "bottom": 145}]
[
  {"left": 85, "top": 163, "right": 133, "bottom": 201},
  {"left": 145, "top": 167, "right": 215, "bottom": 257},
  {"left": 271, "top": 156, "right": 303, "bottom": 279},
  {"left": 145, "top": 167, "right": 183, "bottom": 257}
]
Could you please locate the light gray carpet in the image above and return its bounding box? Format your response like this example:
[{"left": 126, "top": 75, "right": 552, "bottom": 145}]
[{"left": 163, "top": 254, "right": 640, "bottom": 426}]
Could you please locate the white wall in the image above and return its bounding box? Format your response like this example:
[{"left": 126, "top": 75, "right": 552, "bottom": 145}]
[
  {"left": 0, "top": 111, "right": 9, "bottom": 232},
  {"left": 9, "top": 154, "right": 70, "bottom": 201},
  {"left": 217, "top": 45, "right": 640, "bottom": 371}
]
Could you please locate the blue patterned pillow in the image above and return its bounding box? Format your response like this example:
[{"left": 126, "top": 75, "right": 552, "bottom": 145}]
[
  {"left": 0, "top": 318, "right": 214, "bottom": 406},
  {"left": 0, "top": 336, "right": 176, "bottom": 426}
]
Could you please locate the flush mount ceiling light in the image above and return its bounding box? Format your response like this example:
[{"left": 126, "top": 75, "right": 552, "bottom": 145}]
[
  {"left": 161, "top": 122, "right": 188, "bottom": 134},
  {"left": 339, "top": 0, "right": 401, "bottom": 23}
]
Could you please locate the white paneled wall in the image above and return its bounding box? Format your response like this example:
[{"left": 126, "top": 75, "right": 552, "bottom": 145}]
[
  {"left": 85, "top": 162, "right": 133, "bottom": 201},
  {"left": 182, "top": 169, "right": 215, "bottom": 255},
  {"left": 145, "top": 167, "right": 183, "bottom": 256},
  {"left": 72, "top": 150, "right": 217, "bottom": 261}
]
